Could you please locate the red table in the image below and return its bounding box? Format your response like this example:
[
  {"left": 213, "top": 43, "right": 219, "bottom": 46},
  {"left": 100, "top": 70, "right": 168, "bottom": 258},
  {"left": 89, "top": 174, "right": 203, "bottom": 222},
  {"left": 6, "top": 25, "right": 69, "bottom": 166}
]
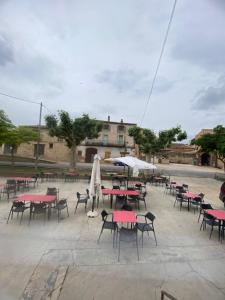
[
  {"left": 102, "top": 189, "right": 139, "bottom": 208},
  {"left": 16, "top": 194, "right": 56, "bottom": 203},
  {"left": 182, "top": 192, "right": 199, "bottom": 211},
  {"left": 113, "top": 210, "right": 137, "bottom": 223},
  {"left": 206, "top": 209, "right": 225, "bottom": 240}
]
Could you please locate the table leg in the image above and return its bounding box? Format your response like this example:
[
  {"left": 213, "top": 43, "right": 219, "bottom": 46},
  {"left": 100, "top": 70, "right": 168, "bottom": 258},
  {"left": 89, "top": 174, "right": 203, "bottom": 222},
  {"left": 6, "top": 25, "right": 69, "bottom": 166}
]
[
  {"left": 219, "top": 220, "right": 221, "bottom": 241},
  {"left": 110, "top": 195, "right": 113, "bottom": 209}
]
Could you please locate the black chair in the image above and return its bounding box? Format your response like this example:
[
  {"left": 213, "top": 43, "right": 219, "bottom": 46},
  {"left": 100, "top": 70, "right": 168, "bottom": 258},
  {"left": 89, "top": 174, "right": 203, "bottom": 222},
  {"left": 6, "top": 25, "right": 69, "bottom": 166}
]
[
  {"left": 136, "top": 212, "right": 157, "bottom": 247},
  {"left": 54, "top": 198, "right": 69, "bottom": 222},
  {"left": 98, "top": 210, "right": 118, "bottom": 247},
  {"left": 2, "top": 180, "right": 17, "bottom": 200},
  {"left": 198, "top": 203, "right": 213, "bottom": 222},
  {"left": 29, "top": 202, "right": 47, "bottom": 224},
  {"left": 46, "top": 187, "right": 59, "bottom": 200},
  {"left": 17, "top": 180, "right": 29, "bottom": 192},
  {"left": 174, "top": 193, "right": 188, "bottom": 210},
  {"left": 7, "top": 201, "right": 29, "bottom": 224},
  {"left": 182, "top": 184, "right": 189, "bottom": 192},
  {"left": 74, "top": 189, "right": 89, "bottom": 213},
  {"left": 31, "top": 176, "right": 38, "bottom": 188},
  {"left": 115, "top": 195, "right": 127, "bottom": 209},
  {"left": 137, "top": 191, "right": 147, "bottom": 210},
  {"left": 127, "top": 195, "right": 139, "bottom": 210},
  {"left": 121, "top": 204, "right": 133, "bottom": 211},
  {"left": 164, "top": 183, "right": 172, "bottom": 194},
  {"left": 118, "top": 226, "right": 139, "bottom": 261},
  {"left": 191, "top": 196, "right": 203, "bottom": 213},
  {"left": 112, "top": 185, "right": 120, "bottom": 190},
  {"left": 200, "top": 211, "right": 219, "bottom": 239}
]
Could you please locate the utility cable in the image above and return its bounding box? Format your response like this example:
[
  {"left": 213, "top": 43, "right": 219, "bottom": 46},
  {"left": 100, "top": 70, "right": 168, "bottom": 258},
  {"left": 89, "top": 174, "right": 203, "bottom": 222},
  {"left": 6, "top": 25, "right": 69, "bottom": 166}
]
[{"left": 140, "top": 0, "right": 178, "bottom": 126}]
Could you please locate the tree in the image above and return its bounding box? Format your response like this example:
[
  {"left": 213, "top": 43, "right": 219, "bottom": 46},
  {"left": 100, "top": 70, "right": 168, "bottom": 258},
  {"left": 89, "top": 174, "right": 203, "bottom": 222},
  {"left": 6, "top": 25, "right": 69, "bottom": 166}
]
[
  {"left": 128, "top": 125, "right": 187, "bottom": 161},
  {"left": 45, "top": 111, "right": 102, "bottom": 169},
  {"left": 0, "top": 110, "right": 14, "bottom": 144},
  {"left": 4, "top": 127, "right": 38, "bottom": 165},
  {"left": 192, "top": 125, "right": 225, "bottom": 169}
]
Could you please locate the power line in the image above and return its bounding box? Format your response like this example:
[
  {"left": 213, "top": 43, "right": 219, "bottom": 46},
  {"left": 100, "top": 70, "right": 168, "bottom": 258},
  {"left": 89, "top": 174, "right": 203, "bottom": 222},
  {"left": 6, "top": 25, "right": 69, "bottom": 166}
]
[
  {"left": 140, "top": 0, "right": 178, "bottom": 126},
  {"left": 0, "top": 91, "right": 41, "bottom": 105}
]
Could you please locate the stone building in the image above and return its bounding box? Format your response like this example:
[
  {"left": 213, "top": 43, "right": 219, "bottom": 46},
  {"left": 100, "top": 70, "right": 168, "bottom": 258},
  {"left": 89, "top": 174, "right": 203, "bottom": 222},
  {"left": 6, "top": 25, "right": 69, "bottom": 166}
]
[{"left": 1, "top": 117, "right": 136, "bottom": 163}]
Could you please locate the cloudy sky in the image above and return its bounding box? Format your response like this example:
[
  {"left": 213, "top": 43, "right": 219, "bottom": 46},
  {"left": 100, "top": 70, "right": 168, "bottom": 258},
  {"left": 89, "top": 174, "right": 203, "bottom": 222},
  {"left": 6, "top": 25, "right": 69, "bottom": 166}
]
[{"left": 0, "top": 0, "right": 225, "bottom": 140}]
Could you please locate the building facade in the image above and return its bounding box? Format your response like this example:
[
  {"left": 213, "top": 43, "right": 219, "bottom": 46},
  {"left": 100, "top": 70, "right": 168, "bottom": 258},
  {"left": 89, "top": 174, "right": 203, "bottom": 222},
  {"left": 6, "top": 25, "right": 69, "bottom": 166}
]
[{"left": 1, "top": 117, "right": 136, "bottom": 163}]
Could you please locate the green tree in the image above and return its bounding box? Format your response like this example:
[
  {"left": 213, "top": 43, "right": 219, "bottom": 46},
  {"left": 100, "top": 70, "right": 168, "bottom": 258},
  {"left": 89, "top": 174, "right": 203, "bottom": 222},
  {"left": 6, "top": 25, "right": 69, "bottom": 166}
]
[
  {"left": 192, "top": 125, "right": 225, "bottom": 169},
  {"left": 45, "top": 111, "right": 102, "bottom": 169},
  {"left": 4, "top": 126, "right": 38, "bottom": 165},
  {"left": 129, "top": 125, "right": 187, "bottom": 162},
  {"left": 0, "top": 110, "right": 14, "bottom": 144}
]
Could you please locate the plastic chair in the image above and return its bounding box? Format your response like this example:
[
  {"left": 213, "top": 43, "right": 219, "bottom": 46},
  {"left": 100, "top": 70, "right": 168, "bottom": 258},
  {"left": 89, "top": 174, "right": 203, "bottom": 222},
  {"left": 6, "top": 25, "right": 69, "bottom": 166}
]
[
  {"left": 98, "top": 210, "right": 118, "bottom": 247},
  {"left": 136, "top": 212, "right": 157, "bottom": 246},
  {"left": 7, "top": 201, "right": 29, "bottom": 224},
  {"left": 74, "top": 189, "right": 89, "bottom": 213}
]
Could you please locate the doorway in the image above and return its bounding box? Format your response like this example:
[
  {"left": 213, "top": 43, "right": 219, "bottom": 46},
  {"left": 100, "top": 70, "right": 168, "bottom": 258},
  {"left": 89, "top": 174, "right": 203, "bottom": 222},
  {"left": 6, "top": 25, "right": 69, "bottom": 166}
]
[
  {"left": 201, "top": 153, "right": 210, "bottom": 166},
  {"left": 85, "top": 148, "right": 97, "bottom": 163}
]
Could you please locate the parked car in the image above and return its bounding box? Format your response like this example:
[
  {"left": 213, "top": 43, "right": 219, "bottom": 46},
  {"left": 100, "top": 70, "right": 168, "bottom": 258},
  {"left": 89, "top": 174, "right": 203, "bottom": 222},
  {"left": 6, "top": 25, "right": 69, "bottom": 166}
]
[
  {"left": 219, "top": 182, "right": 225, "bottom": 206},
  {"left": 113, "top": 161, "right": 125, "bottom": 166}
]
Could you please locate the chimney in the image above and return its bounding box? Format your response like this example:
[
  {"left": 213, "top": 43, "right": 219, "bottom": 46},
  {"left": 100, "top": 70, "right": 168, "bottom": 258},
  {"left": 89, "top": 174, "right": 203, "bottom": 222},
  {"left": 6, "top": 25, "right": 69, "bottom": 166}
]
[
  {"left": 107, "top": 116, "right": 110, "bottom": 122},
  {"left": 121, "top": 118, "right": 123, "bottom": 123}
]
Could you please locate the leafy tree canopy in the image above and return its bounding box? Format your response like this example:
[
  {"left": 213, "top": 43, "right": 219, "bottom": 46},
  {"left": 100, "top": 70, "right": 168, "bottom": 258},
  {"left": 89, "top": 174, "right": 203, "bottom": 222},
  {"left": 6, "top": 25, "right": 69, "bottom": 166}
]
[
  {"left": 128, "top": 125, "right": 187, "bottom": 158},
  {"left": 192, "top": 125, "right": 225, "bottom": 165},
  {"left": 0, "top": 110, "right": 15, "bottom": 144}
]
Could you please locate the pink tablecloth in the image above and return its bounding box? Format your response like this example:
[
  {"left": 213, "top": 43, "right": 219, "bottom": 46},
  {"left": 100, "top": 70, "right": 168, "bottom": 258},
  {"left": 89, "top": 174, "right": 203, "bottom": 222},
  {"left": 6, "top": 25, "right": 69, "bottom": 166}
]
[
  {"left": 102, "top": 189, "right": 139, "bottom": 196},
  {"left": 206, "top": 209, "right": 225, "bottom": 221},
  {"left": 182, "top": 192, "right": 199, "bottom": 199},
  {"left": 113, "top": 211, "right": 137, "bottom": 223},
  {"left": 16, "top": 194, "right": 56, "bottom": 203}
]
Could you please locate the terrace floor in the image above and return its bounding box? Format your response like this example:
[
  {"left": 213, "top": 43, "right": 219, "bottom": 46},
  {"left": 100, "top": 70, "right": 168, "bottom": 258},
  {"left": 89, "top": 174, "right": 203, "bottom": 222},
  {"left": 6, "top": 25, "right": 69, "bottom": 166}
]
[{"left": 0, "top": 175, "right": 225, "bottom": 300}]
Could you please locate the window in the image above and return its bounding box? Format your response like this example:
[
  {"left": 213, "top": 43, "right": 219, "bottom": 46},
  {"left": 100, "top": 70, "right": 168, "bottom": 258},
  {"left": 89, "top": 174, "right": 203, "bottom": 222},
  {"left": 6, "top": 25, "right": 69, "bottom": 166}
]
[
  {"left": 49, "top": 143, "right": 53, "bottom": 149},
  {"left": 102, "top": 134, "right": 108, "bottom": 145},
  {"left": 118, "top": 125, "right": 125, "bottom": 132},
  {"left": 34, "top": 144, "right": 45, "bottom": 156},
  {"left": 105, "top": 151, "right": 111, "bottom": 159},
  {"left": 57, "top": 137, "right": 63, "bottom": 142},
  {"left": 118, "top": 135, "right": 124, "bottom": 145},
  {"left": 103, "top": 124, "right": 110, "bottom": 131}
]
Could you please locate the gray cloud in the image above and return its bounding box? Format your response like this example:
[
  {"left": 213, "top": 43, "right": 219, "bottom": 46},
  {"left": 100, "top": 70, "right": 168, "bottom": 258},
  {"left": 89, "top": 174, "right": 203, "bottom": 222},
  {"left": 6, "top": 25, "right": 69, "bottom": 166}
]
[
  {"left": 96, "top": 69, "right": 147, "bottom": 93},
  {"left": 192, "top": 77, "right": 225, "bottom": 110},
  {"left": 0, "top": 34, "right": 14, "bottom": 66}
]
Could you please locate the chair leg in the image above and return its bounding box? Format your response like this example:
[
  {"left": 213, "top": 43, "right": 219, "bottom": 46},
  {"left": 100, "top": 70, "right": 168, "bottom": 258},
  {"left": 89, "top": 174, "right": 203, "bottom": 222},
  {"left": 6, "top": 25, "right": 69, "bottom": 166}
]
[
  {"left": 74, "top": 202, "right": 79, "bottom": 214},
  {"left": 142, "top": 232, "right": 144, "bottom": 248},
  {"left": 66, "top": 205, "right": 69, "bottom": 217},
  {"left": 20, "top": 211, "right": 24, "bottom": 225},
  {"left": 153, "top": 230, "right": 157, "bottom": 246},
  {"left": 198, "top": 211, "right": 201, "bottom": 222},
  {"left": 144, "top": 200, "right": 147, "bottom": 210},
  {"left": 136, "top": 234, "right": 139, "bottom": 261},
  {"left": 209, "top": 225, "right": 214, "bottom": 239},
  {"left": 6, "top": 208, "right": 12, "bottom": 224},
  {"left": 97, "top": 226, "right": 104, "bottom": 243},
  {"left": 57, "top": 209, "right": 60, "bottom": 223},
  {"left": 118, "top": 236, "right": 120, "bottom": 262}
]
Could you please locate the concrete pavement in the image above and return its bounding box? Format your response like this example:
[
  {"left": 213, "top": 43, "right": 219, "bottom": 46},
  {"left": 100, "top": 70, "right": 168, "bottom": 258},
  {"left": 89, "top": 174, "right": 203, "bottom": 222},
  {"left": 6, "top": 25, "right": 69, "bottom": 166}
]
[{"left": 0, "top": 174, "right": 225, "bottom": 299}]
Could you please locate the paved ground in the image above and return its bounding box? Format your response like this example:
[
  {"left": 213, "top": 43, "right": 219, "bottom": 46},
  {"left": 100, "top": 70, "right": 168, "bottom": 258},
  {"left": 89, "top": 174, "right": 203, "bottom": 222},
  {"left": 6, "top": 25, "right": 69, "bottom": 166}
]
[{"left": 0, "top": 169, "right": 225, "bottom": 299}]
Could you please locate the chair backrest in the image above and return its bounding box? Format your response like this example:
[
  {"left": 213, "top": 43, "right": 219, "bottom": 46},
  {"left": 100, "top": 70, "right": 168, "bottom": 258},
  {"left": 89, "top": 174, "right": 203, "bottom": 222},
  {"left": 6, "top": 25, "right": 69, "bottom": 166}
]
[
  {"left": 12, "top": 201, "right": 25, "bottom": 208},
  {"left": 200, "top": 203, "right": 213, "bottom": 210},
  {"left": 86, "top": 189, "right": 89, "bottom": 196},
  {"left": 113, "top": 185, "right": 120, "bottom": 189},
  {"left": 101, "top": 210, "right": 108, "bottom": 221},
  {"left": 145, "top": 212, "right": 155, "bottom": 222},
  {"left": 77, "top": 192, "right": 81, "bottom": 199},
  {"left": 141, "top": 191, "right": 147, "bottom": 198},
  {"left": 46, "top": 187, "right": 58, "bottom": 196},
  {"left": 198, "top": 193, "right": 204, "bottom": 200},
  {"left": 127, "top": 187, "right": 135, "bottom": 191},
  {"left": 176, "top": 193, "right": 184, "bottom": 200},
  {"left": 101, "top": 185, "right": 105, "bottom": 189},
  {"left": 121, "top": 204, "right": 133, "bottom": 211},
  {"left": 7, "top": 179, "right": 16, "bottom": 185}
]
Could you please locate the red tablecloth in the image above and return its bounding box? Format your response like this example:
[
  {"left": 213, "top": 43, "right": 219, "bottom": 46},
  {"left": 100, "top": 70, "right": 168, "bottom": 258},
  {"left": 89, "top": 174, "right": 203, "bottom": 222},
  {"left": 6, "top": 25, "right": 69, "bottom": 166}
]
[
  {"left": 113, "top": 211, "right": 137, "bottom": 223},
  {"left": 16, "top": 194, "right": 56, "bottom": 203},
  {"left": 13, "top": 177, "right": 34, "bottom": 181},
  {"left": 102, "top": 189, "right": 139, "bottom": 196},
  {"left": 182, "top": 192, "right": 199, "bottom": 199},
  {"left": 206, "top": 209, "right": 225, "bottom": 220}
]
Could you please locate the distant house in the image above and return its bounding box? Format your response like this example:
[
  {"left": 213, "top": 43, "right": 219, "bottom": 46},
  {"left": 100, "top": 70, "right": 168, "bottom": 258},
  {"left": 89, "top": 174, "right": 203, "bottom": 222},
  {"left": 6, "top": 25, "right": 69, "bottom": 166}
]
[{"left": 0, "top": 116, "right": 136, "bottom": 163}]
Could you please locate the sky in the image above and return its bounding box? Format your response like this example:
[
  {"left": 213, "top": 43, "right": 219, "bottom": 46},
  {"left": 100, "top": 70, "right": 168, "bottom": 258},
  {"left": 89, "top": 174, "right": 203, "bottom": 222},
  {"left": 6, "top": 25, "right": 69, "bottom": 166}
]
[{"left": 0, "top": 0, "right": 225, "bottom": 141}]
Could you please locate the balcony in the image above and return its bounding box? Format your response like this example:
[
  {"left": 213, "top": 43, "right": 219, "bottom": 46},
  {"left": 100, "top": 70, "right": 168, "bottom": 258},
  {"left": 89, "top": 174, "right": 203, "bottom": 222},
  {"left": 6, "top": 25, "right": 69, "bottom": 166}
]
[{"left": 84, "top": 138, "right": 127, "bottom": 148}]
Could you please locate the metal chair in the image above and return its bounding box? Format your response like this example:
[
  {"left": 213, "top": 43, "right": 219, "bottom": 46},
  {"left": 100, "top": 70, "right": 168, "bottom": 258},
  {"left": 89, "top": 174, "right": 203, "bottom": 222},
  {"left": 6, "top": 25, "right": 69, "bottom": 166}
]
[
  {"left": 54, "top": 198, "right": 69, "bottom": 222},
  {"left": 198, "top": 203, "right": 213, "bottom": 222},
  {"left": 137, "top": 191, "right": 147, "bottom": 210},
  {"left": 200, "top": 211, "right": 219, "bottom": 239},
  {"left": 2, "top": 180, "right": 17, "bottom": 201},
  {"left": 29, "top": 202, "right": 48, "bottom": 224},
  {"left": 46, "top": 187, "right": 59, "bottom": 200},
  {"left": 74, "top": 189, "right": 89, "bottom": 213},
  {"left": 174, "top": 193, "right": 188, "bottom": 210},
  {"left": 136, "top": 212, "right": 157, "bottom": 246},
  {"left": 118, "top": 226, "right": 139, "bottom": 261},
  {"left": 7, "top": 201, "right": 29, "bottom": 224},
  {"left": 98, "top": 210, "right": 118, "bottom": 247}
]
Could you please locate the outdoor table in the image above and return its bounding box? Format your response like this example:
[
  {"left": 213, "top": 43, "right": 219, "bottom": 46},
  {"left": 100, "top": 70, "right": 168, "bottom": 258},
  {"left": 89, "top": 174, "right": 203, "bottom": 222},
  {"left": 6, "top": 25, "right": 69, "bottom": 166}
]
[
  {"left": 113, "top": 210, "right": 137, "bottom": 223},
  {"left": 205, "top": 209, "right": 225, "bottom": 241},
  {"left": 182, "top": 192, "right": 199, "bottom": 211},
  {"left": 102, "top": 189, "right": 139, "bottom": 208},
  {"left": 16, "top": 194, "right": 57, "bottom": 220},
  {"left": 128, "top": 181, "right": 144, "bottom": 186}
]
